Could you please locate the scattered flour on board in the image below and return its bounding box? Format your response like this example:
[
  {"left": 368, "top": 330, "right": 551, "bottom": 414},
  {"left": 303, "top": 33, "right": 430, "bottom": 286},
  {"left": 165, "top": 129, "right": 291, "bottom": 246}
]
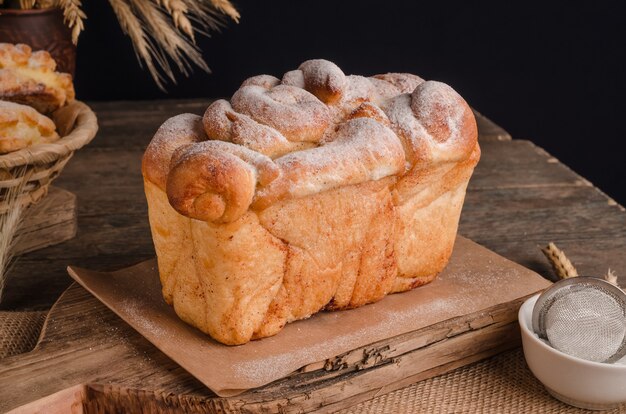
[{"left": 119, "top": 298, "right": 170, "bottom": 342}]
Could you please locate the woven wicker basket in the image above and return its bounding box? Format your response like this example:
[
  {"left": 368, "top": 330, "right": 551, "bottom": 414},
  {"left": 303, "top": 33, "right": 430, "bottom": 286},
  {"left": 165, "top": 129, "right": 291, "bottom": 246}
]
[{"left": 0, "top": 100, "right": 98, "bottom": 214}]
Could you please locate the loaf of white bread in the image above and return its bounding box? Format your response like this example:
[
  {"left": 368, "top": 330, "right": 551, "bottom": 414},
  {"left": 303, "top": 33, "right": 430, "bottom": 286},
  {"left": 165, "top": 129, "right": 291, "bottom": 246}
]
[{"left": 142, "top": 59, "right": 480, "bottom": 345}]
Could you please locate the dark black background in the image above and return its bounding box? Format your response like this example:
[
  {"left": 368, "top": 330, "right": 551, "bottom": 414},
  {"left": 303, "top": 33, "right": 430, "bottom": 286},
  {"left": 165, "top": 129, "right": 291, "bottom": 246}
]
[{"left": 75, "top": 0, "right": 626, "bottom": 205}]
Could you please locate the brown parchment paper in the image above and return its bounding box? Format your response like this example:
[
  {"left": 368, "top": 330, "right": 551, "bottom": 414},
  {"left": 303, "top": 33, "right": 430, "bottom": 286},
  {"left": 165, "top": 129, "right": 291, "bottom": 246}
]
[{"left": 67, "top": 236, "right": 550, "bottom": 397}]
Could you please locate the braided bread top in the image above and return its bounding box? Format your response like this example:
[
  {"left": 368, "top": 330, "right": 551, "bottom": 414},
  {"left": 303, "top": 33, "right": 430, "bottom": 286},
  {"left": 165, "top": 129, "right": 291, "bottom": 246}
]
[{"left": 142, "top": 59, "right": 478, "bottom": 223}]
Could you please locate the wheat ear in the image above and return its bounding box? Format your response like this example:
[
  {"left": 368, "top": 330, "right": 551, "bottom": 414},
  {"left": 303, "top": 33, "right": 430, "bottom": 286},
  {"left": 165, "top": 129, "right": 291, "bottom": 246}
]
[
  {"left": 155, "top": 0, "right": 195, "bottom": 41},
  {"left": 37, "top": 0, "right": 55, "bottom": 8},
  {"left": 109, "top": 0, "right": 172, "bottom": 89},
  {"left": 605, "top": 268, "right": 620, "bottom": 288},
  {"left": 183, "top": 0, "right": 224, "bottom": 33},
  {"left": 108, "top": 0, "right": 235, "bottom": 88},
  {"left": 541, "top": 242, "right": 579, "bottom": 279},
  {"left": 19, "top": 0, "right": 36, "bottom": 9},
  {"left": 58, "top": 0, "right": 87, "bottom": 45},
  {"left": 209, "top": 0, "right": 239, "bottom": 22},
  {"left": 128, "top": 0, "right": 209, "bottom": 80},
  {"left": 0, "top": 169, "right": 28, "bottom": 304}
]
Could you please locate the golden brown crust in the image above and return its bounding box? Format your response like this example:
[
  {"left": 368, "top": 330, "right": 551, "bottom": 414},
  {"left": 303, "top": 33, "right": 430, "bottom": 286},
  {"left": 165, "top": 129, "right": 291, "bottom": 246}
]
[
  {"left": 252, "top": 116, "right": 405, "bottom": 210},
  {"left": 144, "top": 180, "right": 288, "bottom": 345},
  {"left": 382, "top": 80, "right": 477, "bottom": 166},
  {"left": 346, "top": 101, "right": 391, "bottom": 127},
  {"left": 141, "top": 113, "right": 207, "bottom": 190},
  {"left": 203, "top": 99, "right": 313, "bottom": 158},
  {"left": 0, "top": 100, "right": 59, "bottom": 154},
  {"left": 142, "top": 59, "right": 481, "bottom": 345},
  {"left": 0, "top": 43, "right": 75, "bottom": 114},
  {"left": 298, "top": 59, "right": 347, "bottom": 104},
  {"left": 166, "top": 140, "right": 279, "bottom": 222},
  {"left": 231, "top": 84, "right": 331, "bottom": 143},
  {"left": 167, "top": 144, "right": 256, "bottom": 224}
]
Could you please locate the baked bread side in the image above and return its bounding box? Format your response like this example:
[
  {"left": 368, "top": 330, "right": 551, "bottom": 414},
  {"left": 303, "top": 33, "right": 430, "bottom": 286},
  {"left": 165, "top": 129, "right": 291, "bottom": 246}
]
[
  {"left": 142, "top": 59, "right": 479, "bottom": 345},
  {"left": 143, "top": 115, "right": 289, "bottom": 344},
  {"left": 0, "top": 43, "right": 75, "bottom": 114},
  {"left": 383, "top": 80, "right": 480, "bottom": 291}
]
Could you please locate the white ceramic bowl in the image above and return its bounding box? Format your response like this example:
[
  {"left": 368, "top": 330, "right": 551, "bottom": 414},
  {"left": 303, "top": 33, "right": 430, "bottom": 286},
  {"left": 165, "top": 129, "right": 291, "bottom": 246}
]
[{"left": 519, "top": 294, "right": 626, "bottom": 410}]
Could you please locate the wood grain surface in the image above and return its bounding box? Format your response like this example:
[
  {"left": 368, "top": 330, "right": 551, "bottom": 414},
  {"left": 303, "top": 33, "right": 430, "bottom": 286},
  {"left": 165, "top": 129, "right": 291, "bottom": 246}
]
[
  {"left": 1, "top": 236, "right": 548, "bottom": 413},
  {"left": 13, "top": 187, "right": 77, "bottom": 256},
  {"left": 1, "top": 99, "right": 624, "bottom": 413}
]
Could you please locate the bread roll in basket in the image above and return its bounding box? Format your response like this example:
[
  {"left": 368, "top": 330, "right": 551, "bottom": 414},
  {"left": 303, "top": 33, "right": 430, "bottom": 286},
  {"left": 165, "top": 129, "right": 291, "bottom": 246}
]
[{"left": 142, "top": 60, "right": 480, "bottom": 345}]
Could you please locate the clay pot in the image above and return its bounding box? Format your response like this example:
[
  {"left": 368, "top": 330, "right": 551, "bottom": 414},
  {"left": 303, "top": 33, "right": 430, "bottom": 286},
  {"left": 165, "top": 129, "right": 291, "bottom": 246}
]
[{"left": 0, "top": 8, "right": 76, "bottom": 75}]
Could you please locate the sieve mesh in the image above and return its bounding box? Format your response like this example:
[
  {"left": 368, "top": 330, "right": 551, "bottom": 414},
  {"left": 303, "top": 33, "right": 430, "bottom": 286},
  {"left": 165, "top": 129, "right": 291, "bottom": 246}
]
[{"left": 532, "top": 277, "right": 626, "bottom": 364}]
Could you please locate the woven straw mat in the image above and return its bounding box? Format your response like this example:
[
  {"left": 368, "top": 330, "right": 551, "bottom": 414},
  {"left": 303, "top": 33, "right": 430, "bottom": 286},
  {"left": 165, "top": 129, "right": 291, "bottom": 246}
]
[
  {"left": 0, "top": 311, "right": 46, "bottom": 359},
  {"left": 337, "top": 348, "right": 626, "bottom": 414}
]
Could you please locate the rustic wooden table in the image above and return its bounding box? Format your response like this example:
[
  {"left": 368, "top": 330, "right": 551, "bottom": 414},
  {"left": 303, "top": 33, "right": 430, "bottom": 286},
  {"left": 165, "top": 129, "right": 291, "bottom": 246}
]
[{"left": 1, "top": 100, "right": 625, "bottom": 412}]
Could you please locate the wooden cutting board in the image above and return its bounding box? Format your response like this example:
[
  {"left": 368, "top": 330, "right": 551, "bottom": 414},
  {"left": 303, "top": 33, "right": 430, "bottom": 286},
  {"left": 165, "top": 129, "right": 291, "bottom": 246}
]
[{"left": 0, "top": 237, "right": 549, "bottom": 414}]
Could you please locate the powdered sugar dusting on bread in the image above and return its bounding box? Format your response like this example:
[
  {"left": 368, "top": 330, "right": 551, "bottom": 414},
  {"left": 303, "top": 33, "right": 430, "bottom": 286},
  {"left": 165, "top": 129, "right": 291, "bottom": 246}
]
[
  {"left": 231, "top": 84, "right": 331, "bottom": 143},
  {"left": 281, "top": 70, "right": 305, "bottom": 88},
  {"left": 381, "top": 81, "right": 476, "bottom": 165},
  {"left": 203, "top": 99, "right": 307, "bottom": 158},
  {"left": 382, "top": 94, "right": 431, "bottom": 165},
  {"left": 367, "top": 76, "right": 402, "bottom": 101},
  {"left": 143, "top": 113, "right": 207, "bottom": 188},
  {"left": 412, "top": 81, "right": 464, "bottom": 143},
  {"left": 413, "top": 81, "right": 477, "bottom": 162},
  {"left": 229, "top": 113, "right": 302, "bottom": 159},
  {"left": 373, "top": 73, "right": 425, "bottom": 94},
  {"left": 203, "top": 99, "right": 234, "bottom": 141},
  {"left": 148, "top": 113, "right": 206, "bottom": 154},
  {"left": 147, "top": 60, "right": 477, "bottom": 216},
  {"left": 299, "top": 59, "right": 347, "bottom": 104},
  {"left": 172, "top": 139, "right": 279, "bottom": 186},
  {"left": 256, "top": 117, "right": 405, "bottom": 201},
  {"left": 240, "top": 74, "right": 280, "bottom": 89},
  {"left": 327, "top": 75, "right": 381, "bottom": 122}
]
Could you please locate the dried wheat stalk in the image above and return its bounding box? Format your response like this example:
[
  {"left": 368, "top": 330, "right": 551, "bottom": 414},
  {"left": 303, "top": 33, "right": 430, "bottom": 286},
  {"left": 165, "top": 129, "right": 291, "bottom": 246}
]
[
  {"left": 127, "top": 0, "right": 209, "bottom": 87},
  {"left": 605, "top": 268, "right": 620, "bottom": 288},
  {"left": 155, "top": 0, "right": 195, "bottom": 41},
  {"left": 112, "top": 0, "right": 235, "bottom": 90},
  {"left": 57, "top": 0, "right": 87, "bottom": 45},
  {"left": 541, "top": 242, "right": 578, "bottom": 279},
  {"left": 109, "top": 0, "right": 172, "bottom": 88},
  {"left": 19, "top": 0, "right": 36, "bottom": 9},
  {"left": 541, "top": 243, "right": 621, "bottom": 288},
  {"left": 209, "top": 0, "right": 239, "bottom": 22},
  {"left": 184, "top": 0, "right": 224, "bottom": 32},
  {"left": 0, "top": 169, "right": 28, "bottom": 304},
  {"left": 10, "top": 0, "right": 237, "bottom": 89},
  {"left": 37, "top": 0, "right": 54, "bottom": 7}
]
